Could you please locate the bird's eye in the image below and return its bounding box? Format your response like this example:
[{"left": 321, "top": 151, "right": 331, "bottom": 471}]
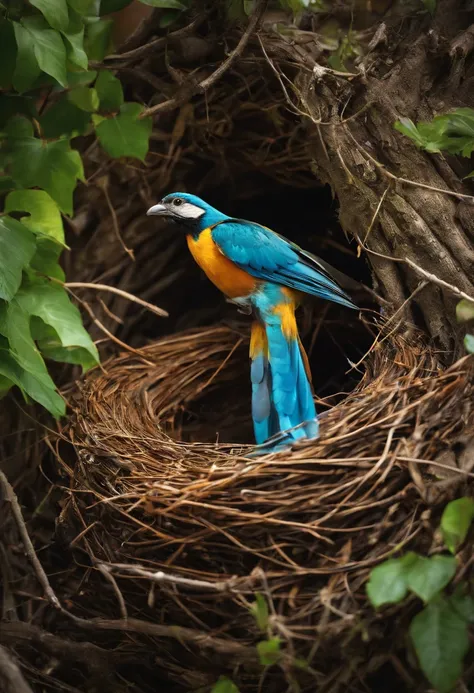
[{"left": 173, "top": 198, "right": 183, "bottom": 206}]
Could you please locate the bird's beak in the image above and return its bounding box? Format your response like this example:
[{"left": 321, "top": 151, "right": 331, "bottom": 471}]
[{"left": 146, "top": 203, "right": 167, "bottom": 216}]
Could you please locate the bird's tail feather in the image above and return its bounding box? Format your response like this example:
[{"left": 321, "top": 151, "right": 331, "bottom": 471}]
[{"left": 250, "top": 306, "right": 318, "bottom": 452}]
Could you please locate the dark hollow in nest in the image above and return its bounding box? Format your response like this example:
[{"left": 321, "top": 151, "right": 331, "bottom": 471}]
[{"left": 54, "top": 324, "right": 473, "bottom": 693}]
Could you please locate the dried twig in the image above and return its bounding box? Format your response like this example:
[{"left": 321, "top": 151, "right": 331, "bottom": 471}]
[
  {"left": 141, "top": 0, "right": 268, "bottom": 118},
  {"left": 0, "top": 646, "right": 33, "bottom": 693}
]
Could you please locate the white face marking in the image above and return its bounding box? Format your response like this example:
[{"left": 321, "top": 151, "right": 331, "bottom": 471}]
[{"left": 170, "top": 201, "right": 205, "bottom": 219}]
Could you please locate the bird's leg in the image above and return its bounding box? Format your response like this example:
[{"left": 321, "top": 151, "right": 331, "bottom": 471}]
[{"left": 225, "top": 297, "right": 253, "bottom": 315}]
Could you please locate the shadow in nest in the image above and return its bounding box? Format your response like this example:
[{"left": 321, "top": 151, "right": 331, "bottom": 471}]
[{"left": 47, "top": 322, "right": 473, "bottom": 693}]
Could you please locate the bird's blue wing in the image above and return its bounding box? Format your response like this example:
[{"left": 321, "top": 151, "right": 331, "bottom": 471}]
[{"left": 211, "top": 219, "right": 356, "bottom": 308}]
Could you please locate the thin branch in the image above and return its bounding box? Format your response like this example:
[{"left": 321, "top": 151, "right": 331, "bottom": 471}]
[
  {"left": 96, "top": 561, "right": 246, "bottom": 593},
  {"left": 64, "top": 282, "right": 168, "bottom": 318},
  {"left": 141, "top": 0, "right": 268, "bottom": 118},
  {"left": 97, "top": 178, "right": 135, "bottom": 260},
  {"left": 103, "top": 15, "right": 207, "bottom": 63},
  {"left": 0, "top": 471, "right": 60, "bottom": 610},
  {"left": 355, "top": 233, "right": 474, "bottom": 304},
  {"left": 346, "top": 129, "right": 474, "bottom": 202}
]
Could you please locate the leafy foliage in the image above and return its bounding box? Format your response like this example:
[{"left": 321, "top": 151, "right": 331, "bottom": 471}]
[
  {"left": 366, "top": 498, "right": 474, "bottom": 692},
  {"left": 395, "top": 108, "right": 474, "bottom": 157},
  {"left": 0, "top": 0, "right": 160, "bottom": 415},
  {"left": 210, "top": 676, "right": 241, "bottom": 693},
  {"left": 250, "top": 592, "right": 269, "bottom": 632},
  {"left": 257, "top": 638, "right": 281, "bottom": 666}
]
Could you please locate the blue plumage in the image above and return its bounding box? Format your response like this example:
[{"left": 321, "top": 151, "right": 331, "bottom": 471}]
[{"left": 148, "top": 193, "right": 357, "bottom": 453}]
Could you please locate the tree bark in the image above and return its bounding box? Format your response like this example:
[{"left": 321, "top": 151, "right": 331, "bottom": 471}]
[{"left": 304, "top": 0, "right": 474, "bottom": 356}]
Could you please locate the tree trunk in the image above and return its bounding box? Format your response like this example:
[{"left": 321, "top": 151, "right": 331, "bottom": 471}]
[{"left": 304, "top": 0, "right": 474, "bottom": 356}]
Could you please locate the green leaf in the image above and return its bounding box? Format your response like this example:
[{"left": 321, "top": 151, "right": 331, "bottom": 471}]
[
  {"left": 250, "top": 593, "right": 269, "bottom": 632},
  {"left": 69, "top": 86, "right": 99, "bottom": 112},
  {"left": 0, "top": 176, "right": 15, "bottom": 194},
  {"left": 94, "top": 102, "right": 152, "bottom": 160},
  {"left": 67, "top": 69, "right": 97, "bottom": 86},
  {"left": 465, "top": 334, "right": 474, "bottom": 354},
  {"left": 139, "top": 0, "right": 187, "bottom": 8},
  {"left": 159, "top": 10, "right": 181, "bottom": 27},
  {"left": 6, "top": 119, "right": 84, "bottom": 214},
  {"left": 95, "top": 70, "right": 123, "bottom": 112},
  {"left": 0, "top": 217, "right": 36, "bottom": 301},
  {"left": 68, "top": 0, "right": 96, "bottom": 14},
  {"left": 406, "top": 555, "right": 457, "bottom": 603},
  {"left": 0, "top": 344, "right": 65, "bottom": 416},
  {"left": 100, "top": 0, "right": 133, "bottom": 13},
  {"left": 257, "top": 638, "right": 281, "bottom": 666},
  {"left": 30, "top": 0, "right": 70, "bottom": 32},
  {"left": 12, "top": 22, "right": 41, "bottom": 93},
  {"left": 394, "top": 118, "right": 431, "bottom": 149},
  {"left": 31, "top": 318, "right": 97, "bottom": 370},
  {"left": 410, "top": 597, "right": 469, "bottom": 693},
  {"left": 0, "top": 19, "right": 18, "bottom": 89},
  {"left": 456, "top": 299, "right": 474, "bottom": 323},
  {"left": 22, "top": 16, "right": 68, "bottom": 88},
  {"left": 14, "top": 277, "right": 99, "bottom": 368},
  {"left": 210, "top": 676, "right": 240, "bottom": 693},
  {"left": 39, "top": 95, "right": 91, "bottom": 138},
  {"left": 366, "top": 552, "right": 418, "bottom": 608},
  {"left": 5, "top": 189, "right": 65, "bottom": 244},
  {"left": 441, "top": 497, "right": 474, "bottom": 554},
  {"left": 449, "top": 588, "right": 474, "bottom": 624},
  {"left": 62, "top": 12, "right": 88, "bottom": 70},
  {"left": 84, "top": 18, "right": 113, "bottom": 61},
  {"left": 30, "top": 237, "right": 65, "bottom": 280}
]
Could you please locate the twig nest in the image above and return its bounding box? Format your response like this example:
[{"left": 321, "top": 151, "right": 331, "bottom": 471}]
[{"left": 58, "top": 325, "right": 473, "bottom": 690}]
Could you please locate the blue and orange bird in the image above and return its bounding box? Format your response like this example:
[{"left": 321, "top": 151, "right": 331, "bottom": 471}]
[{"left": 147, "top": 193, "right": 357, "bottom": 450}]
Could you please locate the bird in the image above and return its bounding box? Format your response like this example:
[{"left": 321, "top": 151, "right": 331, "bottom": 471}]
[{"left": 147, "top": 192, "right": 357, "bottom": 451}]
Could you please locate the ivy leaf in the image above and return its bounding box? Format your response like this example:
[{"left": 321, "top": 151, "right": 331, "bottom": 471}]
[
  {"left": 210, "top": 676, "right": 240, "bottom": 693},
  {"left": 31, "top": 318, "right": 97, "bottom": 371},
  {"left": 68, "top": 0, "right": 96, "bottom": 14},
  {"left": 5, "top": 189, "right": 65, "bottom": 244},
  {"left": 409, "top": 597, "right": 469, "bottom": 693},
  {"left": 68, "top": 69, "right": 97, "bottom": 86},
  {"left": 257, "top": 638, "right": 281, "bottom": 666},
  {"left": 0, "top": 344, "right": 65, "bottom": 416},
  {"left": 406, "top": 555, "right": 457, "bottom": 603},
  {"left": 30, "top": 237, "right": 65, "bottom": 281},
  {"left": 84, "top": 18, "right": 113, "bottom": 61},
  {"left": 456, "top": 299, "right": 474, "bottom": 323},
  {"left": 0, "top": 217, "right": 36, "bottom": 301},
  {"left": 95, "top": 70, "right": 123, "bottom": 112},
  {"left": 29, "top": 0, "right": 70, "bottom": 32},
  {"left": 12, "top": 22, "right": 41, "bottom": 93},
  {"left": 440, "top": 497, "right": 474, "bottom": 554},
  {"left": 159, "top": 10, "right": 181, "bottom": 27},
  {"left": 39, "top": 95, "right": 91, "bottom": 138},
  {"left": 449, "top": 588, "right": 474, "bottom": 624},
  {"left": 465, "top": 334, "right": 474, "bottom": 353},
  {"left": 62, "top": 12, "right": 88, "bottom": 70},
  {"left": 22, "top": 16, "right": 68, "bottom": 88},
  {"left": 6, "top": 118, "right": 84, "bottom": 214},
  {"left": 14, "top": 278, "right": 99, "bottom": 369},
  {"left": 366, "top": 552, "right": 418, "bottom": 608},
  {"left": 250, "top": 593, "right": 269, "bottom": 632},
  {"left": 69, "top": 86, "right": 99, "bottom": 112},
  {"left": 94, "top": 102, "right": 152, "bottom": 160},
  {"left": 0, "top": 19, "right": 18, "bottom": 89}
]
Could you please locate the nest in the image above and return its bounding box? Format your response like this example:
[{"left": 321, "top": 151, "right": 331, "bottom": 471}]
[{"left": 54, "top": 323, "right": 473, "bottom": 692}]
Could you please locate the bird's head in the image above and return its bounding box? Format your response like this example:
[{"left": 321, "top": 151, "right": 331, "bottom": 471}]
[{"left": 146, "top": 192, "right": 227, "bottom": 232}]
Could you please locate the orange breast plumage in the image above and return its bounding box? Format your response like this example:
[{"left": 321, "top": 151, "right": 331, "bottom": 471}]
[{"left": 186, "top": 228, "right": 257, "bottom": 299}]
